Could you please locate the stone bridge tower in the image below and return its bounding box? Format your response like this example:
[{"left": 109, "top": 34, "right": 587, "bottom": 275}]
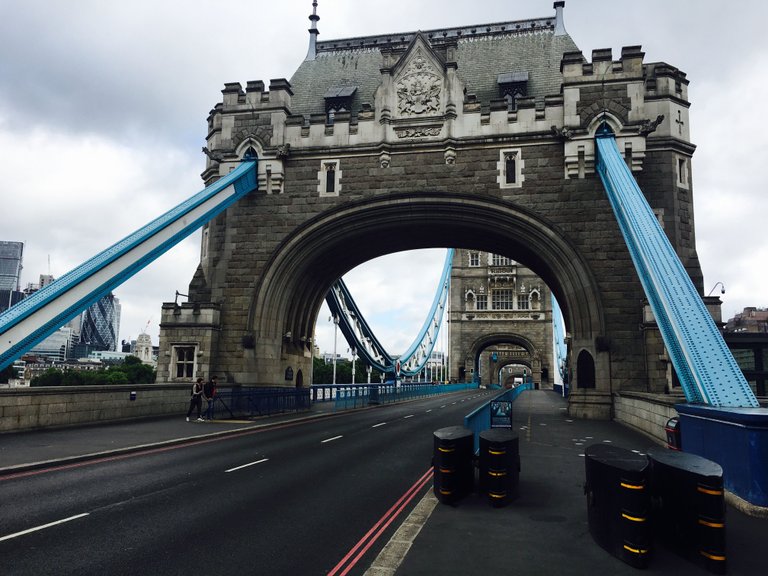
[
  {"left": 157, "top": 2, "right": 699, "bottom": 419},
  {"left": 449, "top": 250, "right": 554, "bottom": 389}
]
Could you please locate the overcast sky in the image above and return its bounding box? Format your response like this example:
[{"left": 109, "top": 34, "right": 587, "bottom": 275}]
[{"left": 1, "top": 1, "right": 766, "bottom": 359}]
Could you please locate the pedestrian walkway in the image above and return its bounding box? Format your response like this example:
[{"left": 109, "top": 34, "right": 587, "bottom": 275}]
[{"left": 378, "top": 391, "right": 768, "bottom": 576}]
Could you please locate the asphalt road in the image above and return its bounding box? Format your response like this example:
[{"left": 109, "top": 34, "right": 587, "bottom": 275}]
[{"left": 0, "top": 390, "right": 493, "bottom": 575}]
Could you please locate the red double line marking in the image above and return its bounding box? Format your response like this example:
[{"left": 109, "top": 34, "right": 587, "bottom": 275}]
[{"left": 328, "top": 466, "right": 434, "bottom": 576}]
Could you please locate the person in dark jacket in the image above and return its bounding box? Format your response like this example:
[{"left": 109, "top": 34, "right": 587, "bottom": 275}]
[
  {"left": 186, "top": 378, "right": 204, "bottom": 422},
  {"left": 202, "top": 376, "right": 218, "bottom": 421}
]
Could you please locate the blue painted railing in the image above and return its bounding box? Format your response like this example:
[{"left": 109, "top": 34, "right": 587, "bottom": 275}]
[
  {"left": 596, "top": 126, "right": 758, "bottom": 408},
  {"left": 552, "top": 383, "right": 570, "bottom": 397},
  {"left": 211, "top": 386, "right": 310, "bottom": 419},
  {"left": 310, "top": 382, "right": 474, "bottom": 410},
  {"left": 464, "top": 383, "right": 532, "bottom": 453}
]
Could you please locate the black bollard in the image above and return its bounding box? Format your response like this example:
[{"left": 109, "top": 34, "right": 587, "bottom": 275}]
[
  {"left": 433, "top": 426, "right": 474, "bottom": 504},
  {"left": 478, "top": 428, "right": 520, "bottom": 506},
  {"left": 647, "top": 446, "right": 726, "bottom": 574},
  {"left": 584, "top": 444, "right": 651, "bottom": 569}
]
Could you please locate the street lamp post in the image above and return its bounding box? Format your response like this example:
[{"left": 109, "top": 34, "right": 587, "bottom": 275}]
[
  {"left": 329, "top": 315, "right": 339, "bottom": 385},
  {"left": 707, "top": 282, "right": 726, "bottom": 297},
  {"left": 348, "top": 347, "right": 357, "bottom": 384}
]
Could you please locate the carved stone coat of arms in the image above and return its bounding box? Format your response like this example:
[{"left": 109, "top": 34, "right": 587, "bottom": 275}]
[{"left": 396, "top": 50, "right": 442, "bottom": 117}]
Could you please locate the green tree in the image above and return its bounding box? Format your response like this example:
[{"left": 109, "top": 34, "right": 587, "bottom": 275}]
[
  {"left": 0, "top": 365, "right": 15, "bottom": 383},
  {"left": 30, "top": 368, "right": 63, "bottom": 387},
  {"left": 29, "top": 355, "right": 156, "bottom": 387}
]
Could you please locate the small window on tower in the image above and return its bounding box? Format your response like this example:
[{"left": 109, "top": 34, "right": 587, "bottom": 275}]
[
  {"left": 325, "top": 164, "right": 336, "bottom": 193},
  {"left": 497, "top": 148, "right": 524, "bottom": 189},
  {"left": 505, "top": 153, "right": 517, "bottom": 184},
  {"left": 318, "top": 159, "right": 341, "bottom": 196},
  {"left": 172, "top": 345, "right": 197, "bottom": 380}
]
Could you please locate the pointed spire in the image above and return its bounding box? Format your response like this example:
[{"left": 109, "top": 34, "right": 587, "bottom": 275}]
[
  {"left": 306, "top": 1, "right": 320, "bottom": 61},
  {"left": 553, "top": 2, "right": 567, "bottom": 36}
]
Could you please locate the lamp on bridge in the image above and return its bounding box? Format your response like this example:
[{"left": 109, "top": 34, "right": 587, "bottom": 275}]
[
  {"left": 329, "top": 315, "right": 339, "bottom": 384},
  {"left": 707, "top": 282, "right": 726, "bottom": 297},
  {"left": 348, "top": 347, "right": 357, "bottom": 384}
]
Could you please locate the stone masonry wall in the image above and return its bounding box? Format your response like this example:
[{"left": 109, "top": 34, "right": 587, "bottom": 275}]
[
  {"left": 613, "top": 391, "right": 681, "bottom": 444},
  {"left": 0, "top": 385, "right": 190, "bottom": 433}
]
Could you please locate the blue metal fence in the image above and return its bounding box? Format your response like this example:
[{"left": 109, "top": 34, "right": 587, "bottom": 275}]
[
  {"left": 310, "top": 382, "right": 475, "bottom": 410},
  {"left": 464, "top": 383, "right": 532, "bottom": 453},
  {"left": 211, "top": 386, "right": 310, "bottom": 419}
]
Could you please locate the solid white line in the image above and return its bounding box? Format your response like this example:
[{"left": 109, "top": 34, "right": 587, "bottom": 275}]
[
  {"left": 322, "top": 435, "right": 344, "bottom": 444},
  {"left": 372, "top": 422, "right": 387, "bottom": 428},
  {"left": 225, "top": 458, "right": 269, "bottom": 473},
  {"left": 403, "top": 415, "right": 414, "bottom": 419},
  {"left": 0, "top": 513, "right": 90, "bottom": 543}
]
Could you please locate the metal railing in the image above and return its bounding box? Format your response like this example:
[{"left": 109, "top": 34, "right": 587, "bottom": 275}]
[
  {"left": 310, "top": 382, "right": 475, "bottom": 410},
  {"left": 464, "top": 383, "right": 532, "bottom": 453},
  {"left": 211, "top": 386, "right": 310, "bottom": 419}
]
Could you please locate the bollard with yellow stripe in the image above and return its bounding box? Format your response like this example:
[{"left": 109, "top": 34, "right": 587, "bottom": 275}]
[
  {"left": 647, "top": 446, "right": 726, "bottom": 574},
  {"left": 584, "top": 443, "right": 652, "bottom": 568},
  {"left": 433, "top": 426, "right": 474, "bottom": 504},
  {"left": 478, "top": 428, "right": 520, "bottom": 507}
]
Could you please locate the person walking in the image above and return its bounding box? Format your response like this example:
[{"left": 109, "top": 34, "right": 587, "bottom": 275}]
[
  {"left": 202, "top": 375, "right": 218, "bottom": 421},
  {"left": 186, "top": 377, "right": 204, "bottom": 422}
]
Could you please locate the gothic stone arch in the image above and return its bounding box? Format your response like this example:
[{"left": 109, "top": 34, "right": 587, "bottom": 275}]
[
  {"left": 465, "top": 333, "right": 542, "bottom": 389},
  {"left": 158, "top": 17, "right": 699, "bottom": 420}
]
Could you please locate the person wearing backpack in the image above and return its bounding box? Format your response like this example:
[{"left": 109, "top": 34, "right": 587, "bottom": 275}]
[
  {"left": 186, "top": 378, "right": 204, "bottom": 422},
  {"left": 202, "top": 375, "right": 218, "bottom": 421}
]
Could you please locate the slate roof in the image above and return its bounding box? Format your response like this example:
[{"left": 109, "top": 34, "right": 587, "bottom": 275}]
[{"left": 288, "top": 16, "right": 580, "bottom": 118}]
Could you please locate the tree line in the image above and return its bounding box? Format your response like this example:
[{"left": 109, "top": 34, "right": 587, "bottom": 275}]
[
  {"left": 312, "top": 357, "right": 386, "bottom": 384},
  {"left": 29, "top": 356, "right": 156, "bottom": 387}
]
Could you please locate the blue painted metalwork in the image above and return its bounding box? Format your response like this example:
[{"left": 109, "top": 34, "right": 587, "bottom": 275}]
[
  {"left": 595, "top": 126, "right": 757, "bottom": 407},
  {"left": 676, "top": 402, "right": 768, "bottom": 507},
  {"left": 330, "top": 381, "right": 474, "bottom": 410},
  {"left": 464, "top": 383, "right": 532, "bottom": 454},
  {"left": 0, "top": 160, "right": 258, "bottom": 371},
  {"left": 552, "top": 295, "right": 568, "bottom": 393},
  {"left": 213, "top": 385, "right": 310, "bottom": 419},
  {"left": 325, "top": 280, "right": 391, "bottom": 373},
  {"left": 326, "top": 248, "right": 454, "bottom": 377}
]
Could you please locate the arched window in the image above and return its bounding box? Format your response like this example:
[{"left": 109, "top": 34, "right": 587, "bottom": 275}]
[{"left": 576, "top": 350, "right": 595, "bottom": 389}]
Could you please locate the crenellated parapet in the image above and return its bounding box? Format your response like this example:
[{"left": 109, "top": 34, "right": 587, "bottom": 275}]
[
  {"left": 201, "top": 79, "right": 293, "bottom": 193},
  {"left": 558, "top": 45, "right": 692, "bottom": 178}
]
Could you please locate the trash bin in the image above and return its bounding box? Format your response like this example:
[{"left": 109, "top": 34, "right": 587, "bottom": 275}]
[
  {"left": 478, "top": 429, "right": 519, "bottom": 506},
  {"left": 665, "top": 417, "right": 681, "bottom": 450},
  {"left": 584, "top": 444, "right": 651, "bottom": 569},
  {"left": 433, "top": 426, "right": 474, "bottom": 504},
  {"left": 647, "top": 446, "right": 726, "bottom": 574}
]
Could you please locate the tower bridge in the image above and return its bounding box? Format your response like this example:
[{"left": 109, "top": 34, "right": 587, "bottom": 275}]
[
  {"left": 156, "top": 1, "right": 711, "bottom": 418},
  {"left": 0, "top": 3, "right": 759, "bottom": 422}
]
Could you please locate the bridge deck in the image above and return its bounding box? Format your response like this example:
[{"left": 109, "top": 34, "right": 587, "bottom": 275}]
[{"left": 1, "top": 391, "right": 765, "bottom": 574}]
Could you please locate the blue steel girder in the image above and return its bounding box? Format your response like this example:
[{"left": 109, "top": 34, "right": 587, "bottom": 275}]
[
  {"left": 595, "top": 126, "right": 757, "bottom": 407},
  {"left": 0, "top": 160, "right": 258, "bottom": 372},
  {"left": 325, "top": 249, "right": 454, "bottom": 377},
  {"left": 326, "top": 280, "right": 390, "bottom": 373}
]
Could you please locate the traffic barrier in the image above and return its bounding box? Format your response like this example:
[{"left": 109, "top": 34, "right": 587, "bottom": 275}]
[
  {"left": 584, "top": 444, "right": 652, "bottom": 568},
  {"left": 433, "top": 426, "right": 474, "bottom": 504},
  {"left": 647, "top": 447, "right": 726, "bottom": 574},
  {"left": 478, "top": 429, "right": 520, "bottom": 506}
]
